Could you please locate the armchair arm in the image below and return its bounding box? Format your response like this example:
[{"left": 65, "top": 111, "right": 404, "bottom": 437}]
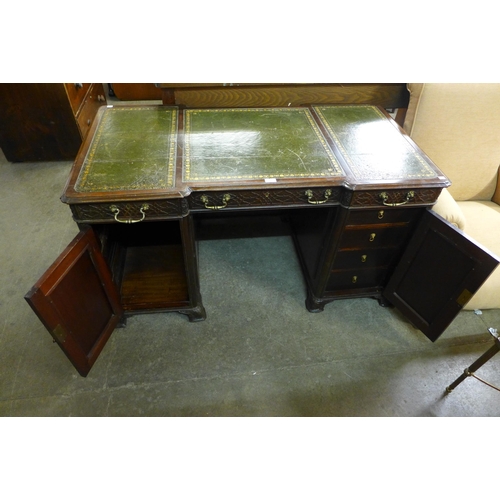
[
  {"left": 492, "top": 166, "right": 500, "bottom": 206},
  {"left": 431, "top": 188, "right": 467, "bottom": 230}
]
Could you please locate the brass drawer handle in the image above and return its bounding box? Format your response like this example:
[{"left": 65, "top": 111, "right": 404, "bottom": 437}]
[
  {"left": 361, "top": 255, "right": 367, "bottom": 263},
  {"left": 305, "top": 189, "right": 332, "bottom": 205},
  {"left": 369, "top": 233, "right": 376, "bottom": 242},
  {"left": 200, "top": 194, "right": 231, "bottom": 210},
  {"left": 110, "top": 203, "right": 149, "bottom": 223},
  {"left": 378, "top": 210, "right": 384, "bottom": 219},
  {"left": 352, "top": 276, "right": 358, "bottom": 284},
  {"left": 379, "top": 191, "right": 415, "bottom": 206}
]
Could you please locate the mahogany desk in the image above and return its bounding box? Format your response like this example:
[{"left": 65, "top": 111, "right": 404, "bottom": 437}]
[{"left": 25, "top": 105, "right": 499, "bottom": 376}]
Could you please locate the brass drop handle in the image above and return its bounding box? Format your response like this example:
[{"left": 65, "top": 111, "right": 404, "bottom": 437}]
[
  {"left": 361, "top": 255, "right": 367, "bottom": 263},
  {"left": 369, "top": 233, "right": 376, "bottom": 242},
  {"left": 379, "top": 191, "right": 415, "bottom": 206},
  {"left": 378, "top": 210, "right": 384, "bottom": 219},
  {"left": 110, "top": 203, "right": 149, "bottom": 223},
  {"left": 305, "top": 189, "right": 332, "bottom": 205},
  {"left": 200, "top": 194, "right": 231, "bottom": 210},
  {"left": 352, "top": 276, "right": 358, "bottom": 284}
]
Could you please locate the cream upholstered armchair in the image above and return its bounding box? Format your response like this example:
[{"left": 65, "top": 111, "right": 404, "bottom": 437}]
[{"left": 403, "top": 83, "right": 500, "bottom": 311}]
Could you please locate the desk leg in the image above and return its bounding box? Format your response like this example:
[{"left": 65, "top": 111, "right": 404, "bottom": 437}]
[{"left": 180, "top": 215, "right": 206, "bottom": 322}]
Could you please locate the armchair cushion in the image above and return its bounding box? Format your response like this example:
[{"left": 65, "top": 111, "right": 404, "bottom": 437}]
[
  {"left": 456, "top": 201, "right": 500, "bottom": 310},
  {"left": 405, "top": 83, "right": 500, "bottom": 201},
  {"left": 431, "top": 188, "right": 467, "bottom": 230},
  {"left": 492, "top": 166, "right": 500, "bottom": 206}
]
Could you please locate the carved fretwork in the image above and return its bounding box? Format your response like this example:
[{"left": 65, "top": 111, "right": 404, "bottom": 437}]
[
  {"left": 190, "top": 187, "right": 342, "bottom": 210},
  {"left": 349, "top": 189, "right": 441, "bottom": 208},
  {"left": 70, "top": 199, "right": 186, "bottom": 223}
]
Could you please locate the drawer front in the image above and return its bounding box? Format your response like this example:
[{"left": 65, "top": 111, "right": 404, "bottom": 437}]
[
  {"left": 189, "top": 187, "right": 341, "bottom": 211},
  {"left": 65, "top": 83, "right": 92, "bottom": 114},
  {"left": 345, "top": 207, "right": 423, "bottom": 225},
  {"left": 333, "top": 247, "right": 401, "bottom": 270},
  {"left": 326, "top": 267, "right": 389, "bottom": 291},
  {"left": 347, "top": 188, "right": 442, "bottom": 208},
  {"left": 339, "top": 224, "right": 412, "bottom": 249},
  {"left": 70, "top": 199, "right": 188, "bottom": 223},
  {"left": 76, "top": 83, "right": 107, "bottom": 140}
]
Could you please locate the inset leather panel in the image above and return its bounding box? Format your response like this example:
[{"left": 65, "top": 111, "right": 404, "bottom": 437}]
[
  {"left": 183, "top": 108, "right": 344, "bottom": 182},
  {"left": 75, "top": 107, "right": 178, "bottom": 192}
]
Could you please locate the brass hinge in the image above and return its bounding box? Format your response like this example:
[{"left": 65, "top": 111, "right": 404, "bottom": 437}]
[
  {"left": 52, "top": 324, "right": 67, "bottom": 343},
  {"left": 457, "top": 289, "right": 473, "bottom": 307}
]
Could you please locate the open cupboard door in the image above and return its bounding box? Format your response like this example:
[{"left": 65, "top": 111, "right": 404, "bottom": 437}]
[
  {"left": 25, "top": 227, "right": 123, "bottom": 376},
  {"left": 383, "top": 210, "right": 499, "bottom": 342}
]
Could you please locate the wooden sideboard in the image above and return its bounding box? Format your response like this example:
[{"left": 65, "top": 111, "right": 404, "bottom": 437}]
[
  {"left": 25, "top": 104, "right": 499, "bottom": 376},
  {"left": 0, "top": 83, "right": 106, "bottom": 161}
]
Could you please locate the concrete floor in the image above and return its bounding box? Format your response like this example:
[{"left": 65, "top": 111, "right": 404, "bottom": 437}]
[{"left": 1, "top": 107, "right": 499, "bottom": 417}]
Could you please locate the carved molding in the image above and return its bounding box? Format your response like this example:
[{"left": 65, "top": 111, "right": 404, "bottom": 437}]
[
  {"left": 190, "top": 187, "right": 342, "bottom": 210},
  {"left": 71, "top": 199, "right": 185, "bottom": 223}
]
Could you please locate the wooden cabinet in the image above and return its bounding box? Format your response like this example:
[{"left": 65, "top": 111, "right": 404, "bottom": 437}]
[
  {"left": 25, "top": 217, "right": 205, "bottom": 377},
  {"left": 0, "top": 83, "right": 106, "bottom": 161}
]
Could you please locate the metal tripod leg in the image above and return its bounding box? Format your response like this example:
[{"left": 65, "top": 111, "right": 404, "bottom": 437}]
[{"left": 445, "top": 328, "right": 500, "bottom": 393}]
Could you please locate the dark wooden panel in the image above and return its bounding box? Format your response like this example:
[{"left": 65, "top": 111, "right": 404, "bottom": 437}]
[
  {"left": 25, "top": 228, "right": 122, "bottom": 376},
  {"left": 290, "top": 207, "right": 337, "bottom": 281},
  {"left": 0, "top": 83, "right": 82, "bottom": 161},
  {"left": 111, "top": 83, "right": 162, "bottom": 100},
  {"left": 384, "top": 210, "right": 499, "bottom": 341},
  {"left": 121, "top": 244, "right": 189, "bottom": 310},
  {"left": 158, "top": 83, "right": 409, "bottom": 109}
]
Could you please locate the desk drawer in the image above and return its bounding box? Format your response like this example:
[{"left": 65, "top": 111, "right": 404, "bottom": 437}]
[
  {"left": 348, "top": 188, "right": 442, "bottom": 208},
  {"left": 70, "top": 199, "right": 187, "bottom": 224},
  {"left": 76, "top": 83, "right": 107, "bottom": 140},
  {"left": 346, "top": 207, "right": 423, "bottom": 225},
  {"left": 326, "top": 267, "right": 389, "bottom": 291},
  {"left": 339, "top": 223, "right": 412, "bottom": 249},
  {"left": 65, "top": 83, "right": 92, "bottom": 114},
  {"left": 333, "top": 247, "right": 401, "bottom": 269},
  {"left": 189, "top": 187, "right": 341, "bottom": 211}
]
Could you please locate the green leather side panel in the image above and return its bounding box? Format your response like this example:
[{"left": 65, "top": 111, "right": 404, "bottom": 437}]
[
  {"left": 314, "top": 105, "right": 436, "bottom": 180},
  {"left": 183, "top": 108, "right": 343, "bottom": 182},
  {"left": 75, "top": 107, "right": 177, "bottom": 192}
]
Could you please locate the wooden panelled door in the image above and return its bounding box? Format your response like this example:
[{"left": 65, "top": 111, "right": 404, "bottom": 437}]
[
  {"left": 383, "top": 210, "right": 499, "bottom": 342},
  {"left": 25, "top": 227, "right": 123, "bottom": 376}
]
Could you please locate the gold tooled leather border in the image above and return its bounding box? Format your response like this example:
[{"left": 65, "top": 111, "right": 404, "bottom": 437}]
[
  {"left": 314, "top": 105, "right": 437, "bottom": 180},
  {"left": 183, "top": 107, "right": 344, "bottom": 182},
  {"left": 75, "top": 107, "right": 177, "bottom": 192}
]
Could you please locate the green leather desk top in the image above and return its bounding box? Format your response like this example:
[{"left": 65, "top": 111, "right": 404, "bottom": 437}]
[
  {"left": 68, "top": 104, "right": 446, "bottom": 200},
  {"left": 183, "top": 108, "right": 343, "bottom": 182},
  {"left": 75, "top": 107, "right": 178, "bottom": 192},
  {"left": 314, "top": 105, "right": 437, "bottom": 181}
]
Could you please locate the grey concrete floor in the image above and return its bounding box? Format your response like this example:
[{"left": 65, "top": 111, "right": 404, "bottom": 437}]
[{"left": 1, "top": 124, "right": 500, "bottom": 417}]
